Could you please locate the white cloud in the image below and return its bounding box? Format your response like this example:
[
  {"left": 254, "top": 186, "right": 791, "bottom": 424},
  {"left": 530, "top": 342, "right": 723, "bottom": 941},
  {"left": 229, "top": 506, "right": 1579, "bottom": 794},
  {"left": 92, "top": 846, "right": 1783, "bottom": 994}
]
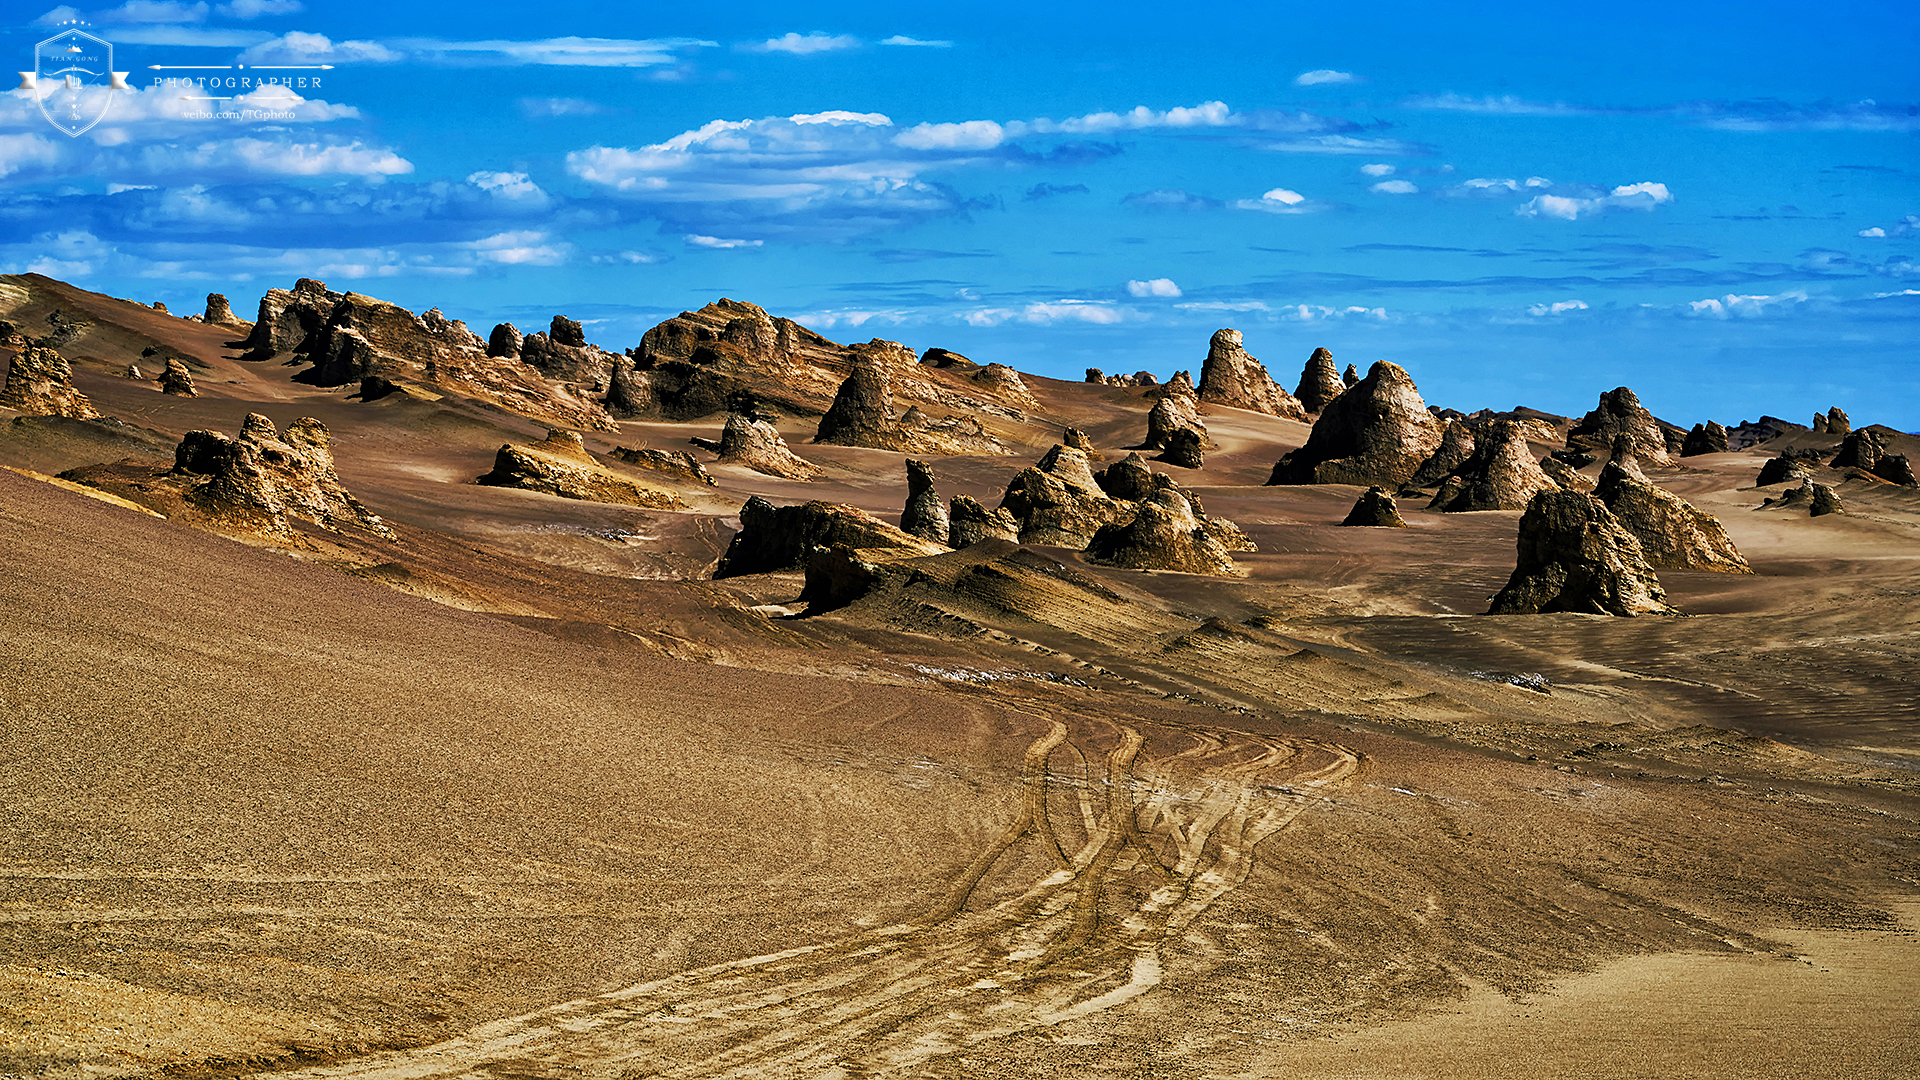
[
  {"left": 685, "top": 234, "right": 763, "bottom": 249},
  {"left": 880, "top": 35, "right": 952, "bottom": 47},
  {"left": 465, "top": 230, "right": 566, "bottom": 265},
  {"left": 217, "top": 0, "right": 301, "bottom": 16},
  {"left": 1177, "top": 300, "right": 1271, "bottom": 313},
  {"left": 790, "top": 307, "right": 916, "bottom": 329},
  {"left": 1404, "top": 93, "right": 1590, "bottom": 115},
  {"left": 1262, "top": 188, "right": 1305, "bottom": 204},
  {"left": 1283, "top": 304, "right": 1388, "bottom": 322},
  {"left": 752, "top": 32, "right": 860, "bottom": 55},
  {"left": 388, "top": 36, "right": 714, "bottom": 67},
  {"left": 1126, "top": 278, "right": 1182, "bottom": 298},
  {"left": 1527, "top": 299, "right": 1589, "bottom": 316},
  {"left": 1233, "top": 187, "right": 1321, "bottom": 214},
  {"left": 1686, "top": 291, "right": 1808, "bottom": 318},
  {"left": 97, "top": 1, "right": 207, "bottom": 23},
  {"left": 589, "top": 251, "right": 666, "bottom": 265},
  {"left": 32, "top": 6, "right": 83, "bottom": 25},
  {"left": 466, "top": 170, "right": 548, "bottom": 206},
  {"left": 238, "top": 31, "right": 400, "bottom": 64},
  {"left": 963, "top": 300, "right": 1127, "bottom": 327},
  {"left": 136, "top": 137, "right": 411, "bottom": 177},
  {"left": 1004, "top": 101, "right": 1231, "bottom": 136},
  {"left": 1360, "top": 163, "right": 1395, "bottom": 177},
  {"left": 1857, "top": 214, "right": 1920, "bottom": 239},
  {"left": 1858, "top": 227, "right": 1887, "bottom": 238},
  {"left": 1867, "top": 289, "right": 1920, "bottom": 299},
  {"left": 1370, "top": 179, "right": 1418, "bottom": 195},
  {"left": 0, "top": 134, "right": 62, "bottom": 178},
  {"left": 1295, "top": 70, "right": 1357, "bottom": 86},
  {"left": 519, "top": 97, "right": 610, "bottom": 118},
  {"left": 893, "top": 120, "right": 1003, "bottom": 150},
  {"left": 1517, "top": 181, "right": 1672, "bottom": 220}
]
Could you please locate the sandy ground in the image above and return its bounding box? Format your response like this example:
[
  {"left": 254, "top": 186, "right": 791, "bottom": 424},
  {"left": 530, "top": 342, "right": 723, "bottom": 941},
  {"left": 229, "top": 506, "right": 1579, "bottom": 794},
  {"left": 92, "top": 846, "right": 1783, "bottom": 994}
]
[{"left": 1, "top": 274, "right": 1916, "bottom": 1079}]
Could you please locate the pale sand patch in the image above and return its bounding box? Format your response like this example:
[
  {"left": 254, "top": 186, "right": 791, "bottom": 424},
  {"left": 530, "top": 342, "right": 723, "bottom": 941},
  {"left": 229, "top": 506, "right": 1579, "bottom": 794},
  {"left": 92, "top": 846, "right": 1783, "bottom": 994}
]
[{"left": 1233, "top": 901, "right": 1920, "bottom": 1079}]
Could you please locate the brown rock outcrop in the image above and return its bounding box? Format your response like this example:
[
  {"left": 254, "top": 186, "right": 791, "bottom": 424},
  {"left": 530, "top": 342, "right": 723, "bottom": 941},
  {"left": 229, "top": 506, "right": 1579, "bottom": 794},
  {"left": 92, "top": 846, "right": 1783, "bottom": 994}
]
[
  {"left": 1144, "top": 390, "right": 1207, "bottom": 453},
  {"left": 608, "top": 446, "right": 714, "bottom": 486},
  {"left": 971, "top": 363, "right": 1037, "bottom": 410},
  {"left": 1402, "top": 419, "right": 1476, "bottom": 492},
  {"left": 714, "top": 496, "right": 943, "bottom": 577},
  {"left": 171, "top": 413, "right": 393, "bottom": 538},
  {"left": 159, "top": 356, "right": 197, "bottom": 397},
  {"left": 624, "top": 299, "right": 846, "bottom": 419},
  {"left": 487, "top": 323, "right": 523, "bottom": 358},
  {"left": 1157, "top": 428, "right": 1206, "bottom": 469},
  {"left": 1539, "top": 456, "right": 1596, "bottom": 493},
  {"left": 921, "top": 347, "right": 978, "bottom": 369},
  {"left": 123, "top": 364, "right": 143, "bottom": 380},
  {"left": 1756, "top": 455, "right": 1811, "bottom": 487},
  {"left": 1873, "top": 454, "right": 1918, "bottom": 486},
  {"left": 477, "top": 430, "right": 680, "bottom": 509},
  {"left": 519, "top": 316, "right": 616, "bottom": 387},
  {"left": 1341, "top": 487, "right": 1407, "bottom": 527},
  {"left": 1565, "top": 387, "right": 1673, "bottom": 468},
  {"left": 1486, "top": 489, "right": 1677, "bottom": 616},
  {"left": 814, "top": 355, "right": 1002, "bottom": 455},
  {"left": 1197, "top": 328, "right": 1307, "bottom": 419},
  {"left": 1830, "top": 429, "right": 1887, "bottom": 470},
  {"left": 999, "top": 444, "right": 1126, "bottom": 547},
  {"left": 900, "top": 459, "right": 950, "bottom": 544},
  {"left": 716, "top": 413, "right": 818, "bottom": 479},
  {"left": 1825, "top": 407, "right": 1851, "bottom": 436},
  {"left": 948, "top": 495, "right": 1020, "bottom": 547},
  {"left": 1680, "top": 421, "right": 1728, "bottom": 457},
  {"left": 1267, "top": 361, "right": 1443, "bottom": 488},
  {"left": 1811, "top": 483, "right": 1845, "bottom": 516},
  {"left": 203, "top": 292, "right": 248, "bottom": 328},
  {"left": 1426, "top": 420, "right": 1560, "bottom": 512},
  {"left": 1595, "top": 462, "right": 1751, "bottom": 573},
  {"left": 1094, "top": 452, "right": 1156, "bottom": 501},
  {"left": 1342, "top": 363, "right": 1360, "bottom": 387},
  {"left": 1064, "top": 427, "right": 1096, "bottom": 454},
  {"left": 1293, "top": 347, "right": 1346, "bottom": 414},
  {"left": 1, "top": 344, "right": 98, "bottom": 419},
  {"left": 1085, "top": 489, "right": 1244, "bottom": 576}
]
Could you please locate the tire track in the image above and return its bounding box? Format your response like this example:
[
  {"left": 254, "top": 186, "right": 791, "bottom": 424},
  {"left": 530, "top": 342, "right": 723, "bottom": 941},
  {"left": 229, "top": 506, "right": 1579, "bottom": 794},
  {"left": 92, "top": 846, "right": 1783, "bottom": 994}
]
[{"left": 260, "top": 718, "right": 1360, "bottom": 1080}]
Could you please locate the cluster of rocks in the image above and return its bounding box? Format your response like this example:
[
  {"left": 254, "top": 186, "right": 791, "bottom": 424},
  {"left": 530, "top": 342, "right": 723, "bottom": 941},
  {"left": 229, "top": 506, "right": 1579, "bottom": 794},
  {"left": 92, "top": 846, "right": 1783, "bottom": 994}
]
[
  {"left": 1424, "top": 420, "right": 1560, "bottom": 512},
  {"left": 1594, "top": 462, "right": 1751, "bottom": 573},
  {"left": 1142, "top": 371, "right": 1209, "bottom": 468},
  {"left": 697, "top": 412, "right": 819, "bottom": 479},
  {"left": 170, "top": 413, "right": 393, "bottom": 538},
  {"left": 1565, "top": 387, "right": 1675, "bottom": 469},
  {"left": 476, "top": 429, "right": 681, "bottom": 509},
  {"left": 607, "top": 445, "right": 714, "bottom": 487},
  {"left": 1809, "top": 407, "right": 1851, "bottom": 435},
  {"left": 1085, "top": 368, "right": 1160, "bottom": 387},
  {"left": 1759, "top": 479, "right": 1846, "bottom": 516},
  {"left": 1486, "top": 489, "right": 1677, "bottom": 616},
  {"left": 1830, "top": 429, "right": 1917, "bottom": 486},
  {"left": 1197, "top": 329, "right": 1307, "bottom": 420},
  {"left": 714, "top": 495, "right": 944, "bottom": 578},
  {"left": 1680, "top": 421, "right": 1728, "bottom": 457}
]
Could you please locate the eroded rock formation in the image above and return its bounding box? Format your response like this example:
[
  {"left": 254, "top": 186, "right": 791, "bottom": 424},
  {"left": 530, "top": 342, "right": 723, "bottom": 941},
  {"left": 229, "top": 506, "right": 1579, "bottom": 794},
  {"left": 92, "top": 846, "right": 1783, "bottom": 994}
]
[
  {"left": 1000, "top": 444, "right": 1126, "bottom": 547},
  {"left": 159, "top": 356, "right": 196, "bottom": 397},
  {"left": 1594, "top": 462, "right": 1751, "bottom": 573},
  {"left": 1144, "top": 374, "right": 1208, "bottom": 453},
  {"left": 814, "top": 355, "right": 1002, "bottom": 455},
  {"left": 1341, "top": 487, "right": 1407, "bottom": 527},
  {"left": 1565, "top": 387, "right": 1673, "bottom": 468},
  {"left": 1426, "top": 420, "right": 1559, "bottom": 512},
  {"left": 203, "top": 293, "right": 247, "bottom": 328},
  {"left": 608, "top": 446, "right": 714, "bottom": 486},
  {"left": 1, "top": 344, "right": 98, "bottom": 419},
  {"left": 1197, "top": 329, "right": 1307, "bottom": 419},
  {"left": 1267, "top": 361, "right": 1443, "bottom": 488},
  {"left": 1681, "top": 421, "right": 1728, "bottom": 457},
  {"left": 477, "top": 430, "right": 681, "bottom": 509},
  {"left": 1085, "top": 489, "right": 1245, "bottom": 576},
  {"left": 487, "top": 323, "right": 523, "bottom": 359},
  {"left": 1402, "top": 419, "right": 1476, "bottom": 492},
  {"left": 172, "top": 413, "right": 392, "bottom": 537},
  {"left": 1539, "top": 456, "right": 1596, "bottom": 493},
  {"left": 715, "top": 413, "right": 818, "bottom": 479},
  {"left": 900, "top": 459, "right": 950, "bottom": 544},
  {"left": 1157, "top": 428, "right": 1206, "bottom": 469},
  {"left": 1342, "top": 363, "right": 1360, "bottom": 387},
  {"left": 948, "top": 495, "right": 1020, "bottom": 547},
  {"left": 1293, "top": 347, "right": 1346, "bottom": 414},
  {"left": 1756, "top": 455, "right": 1811, "bottom": 487},
  {"left": 1486, "top": 489, "right": 1677, "bottom": 616},
  {"left": 714, "top": 496, "right": 943, "bottom": 577}
]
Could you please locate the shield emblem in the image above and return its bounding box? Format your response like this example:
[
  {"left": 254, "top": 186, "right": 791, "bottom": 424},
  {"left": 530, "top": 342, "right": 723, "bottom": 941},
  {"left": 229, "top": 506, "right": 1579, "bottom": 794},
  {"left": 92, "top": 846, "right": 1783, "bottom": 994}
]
[{"left": 30, "top": 29, "right": 121, "bottom": 137}]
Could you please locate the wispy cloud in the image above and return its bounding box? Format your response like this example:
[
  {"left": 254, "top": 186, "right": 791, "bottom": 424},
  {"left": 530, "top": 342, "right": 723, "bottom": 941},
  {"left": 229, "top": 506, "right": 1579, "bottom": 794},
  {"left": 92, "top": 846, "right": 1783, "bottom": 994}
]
[
  {"left": 685, "top": 234, "right": 764, "bottom": 249},
  {"left": 1123, "top": 188, "right": 1221, "bottom": 211},
  {"left": 386, "top": 35, "right": 714, "bottom": 66},
  {"left": 963, "top": 299, "right": 1129, "bottom": 326},
  {"left": 1233, "top": 187, "right": 1331, "bottom": 214},
  {"left": 1295, "top": 70, "right": 1358, "bottom": 86},
  {"left": 1527, "top": 299, "right": 1589, "bottom": 316},
  {"left": 1404, "top": 93, "right": 1594, "bottom": 115},
  {"left": 1370, "top": 179, "right": 1418, "bottom": 194},
  {"left": 1516, "top": 181, "right": 1673, "bottom": 220},
  {"left": 1024, "top": 182, "right": 1088, "bottom": 201},
  {"left": 217, "top": 0, "right": 301, "bottom": 16},
  {"left": 1686, "top": 291, "right": 1809, "bottom": 318},
  {"left": 880, "top": 35, "right": 952, "bottom": 48},
  {"left": 750, "top": 32, "right": 860, "bottom": 55},
  {"left": 1683, "top": 99, "right": 1920, "bottom": 133},
  {"left": 519, "top": 97, "right": 612, "bottom": 119}
]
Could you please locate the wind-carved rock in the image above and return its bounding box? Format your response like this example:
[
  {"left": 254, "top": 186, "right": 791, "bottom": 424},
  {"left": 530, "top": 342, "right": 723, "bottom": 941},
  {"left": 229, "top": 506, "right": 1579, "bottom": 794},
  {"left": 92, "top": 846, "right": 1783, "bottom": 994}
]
[
  {"left": 999, "top": 444, "right": 1127, "bottom": 547},
  {"left": 159, "top": 356, "right": 197, "bottom": 397},
  {"left": 1486, "top": 489, "right": 1677, "bottom": 616},
  {"left": 123, "top": 364, "right": 144, "bottom": 380},
  {"left": 607, "top": 446, "right": 713, "bottom": 487},
  {"left": 1756, "top": 455, "right": 1812, "bottom": 487},
  {"left": 1197, "top": 328, "right": 1307, "bottom": 419},
  {"left": 1143, "top": 370, "right": 1208, "bottom": 453},
  {"left": 970, "top": 363, "right": 1037, "bottom": 410},
  {"left": 1810, "top": 483, "right": 1845, "bottom": 516},
  {"left": 477, "top": 429, "right": 681, "bottom": 509},
  {"left": 1342, "top": 363, "right": 1360, "bottom": 388},
  {"left": 715, "top": 413, "right": 819, "bottom": 479},
  {"left": 900, "top": 459, "right": 951, "bottom": 544},
  {"left": 519, "top": 315, "right": 616, "bottom": 387},
  {"left": 1158, "top": 428, "right": 1206, "bottom": 469},
  {"left": 1341, "top": 486, "right": 1407, "bottom": 527},
  {"left": 1085, "top": 488, "right": 1245, "bottom": 576},
  {"left": 1268, "top": 361, "right": 1443, "bottom": 488},
  {"left": 172, "top": 413, "right": 393, "bottom": 538},
  {"left": 1830, "top": 429, "right": 1887, "bottom": 470},
  {"left": 921, "top": 347, "right": 978, "bottom": 370},
  {"left": 487, "top": 323, "right": 523, "bottom": 359},
  {"left": 1426, "top": 420, "right": 1559, "bottom": 512},
  {"left": 1565, "top": 387, "right": 1673, "bottom": 468},
  {"left": 1824, "top": 407, "right": 1851, "bottom": 436},
  {"left": 1093, "top": 452, "right": 1157, "bottom": 501},
  {"left": 948, "top": 495, "right": 1020, "bottom": 548},
  {"left": 1063, "top": 427, "right": 1096, "bottom": 455},
  {"left": 1539, "top": 456, "right": 1596, "bottom": 493},
  {"left": 1595, "top": 462, "right": 1751, "bottom": 573},
  {"left": 714, "top": 495, "right": 944, "bottom": 578},
  {"left": 1402, "top": 419, "right": 1476, "bottom": 492},
  {"left": 203, "top": 292, "right": 248, "bottom": 328},
  {"left": 814, "top": 354, "right": 1002, "bottom": 454},
  {"left": 1293, "top": 347, "right": 1346, "bottom": 414},
  {"left": 2, "top": 344, "right": 99, "bottom": 419},
  {"left": 1681, "top": 421, "right": 1729, "bottom": 457},
  {"left": 622, "top": 299, "right": 851, "bottom": 419},
  {"left": 1873, "top": 454, "right": 1918, "bottom": 486}
]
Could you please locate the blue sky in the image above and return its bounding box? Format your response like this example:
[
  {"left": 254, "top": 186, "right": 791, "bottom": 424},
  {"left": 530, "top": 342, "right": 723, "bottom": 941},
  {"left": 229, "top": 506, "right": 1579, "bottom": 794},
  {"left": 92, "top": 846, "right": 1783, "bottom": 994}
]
[{"left": 4, "top": 1, "right": 1916, "bottom": 428}]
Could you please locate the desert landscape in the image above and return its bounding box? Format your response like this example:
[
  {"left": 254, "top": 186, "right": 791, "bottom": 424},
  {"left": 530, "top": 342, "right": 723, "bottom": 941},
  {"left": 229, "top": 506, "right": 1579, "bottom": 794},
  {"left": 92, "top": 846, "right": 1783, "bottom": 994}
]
[{"left": 0, "top": 272, "right": 1915, "bottom": 1078}]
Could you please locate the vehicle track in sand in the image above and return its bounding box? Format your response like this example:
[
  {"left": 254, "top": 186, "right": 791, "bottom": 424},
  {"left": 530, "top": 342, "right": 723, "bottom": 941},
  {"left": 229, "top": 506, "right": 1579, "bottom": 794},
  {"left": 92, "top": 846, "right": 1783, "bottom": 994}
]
[{"left": 260, "top": 717, "right": 1360, "bottom": 1080}]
